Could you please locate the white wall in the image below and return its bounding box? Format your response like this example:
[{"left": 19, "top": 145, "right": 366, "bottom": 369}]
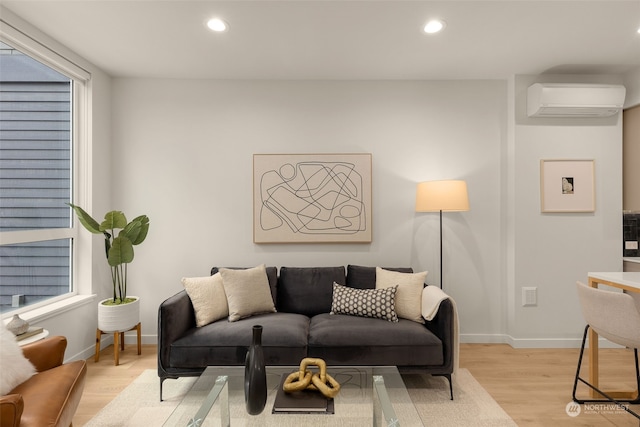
[
  {"left": 111, "top": 79, "right": 508, "bottom": 343},
  {"left": 109, "top": 76, "right": 624, "bottom": 348},
  {"left": 508, "top": 75, "right": 623, "bottom": 347}
]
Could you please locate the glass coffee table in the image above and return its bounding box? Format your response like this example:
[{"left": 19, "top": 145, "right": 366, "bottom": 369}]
[{"left": 163, "top": 366, "right": 424, "bottom": 426}]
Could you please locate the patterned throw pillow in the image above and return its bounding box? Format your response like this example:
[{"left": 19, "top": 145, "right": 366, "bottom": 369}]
[{"left": 330, "top": 283, "right": 399, "bottom": 322}]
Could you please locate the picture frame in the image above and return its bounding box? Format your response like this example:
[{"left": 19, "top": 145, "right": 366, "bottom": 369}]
[
  {"left": 540, "top": 159, "right": 595, "bottom": 213},
  {"left": 253, "top": 153, "right": 372, "bottom": 243}
]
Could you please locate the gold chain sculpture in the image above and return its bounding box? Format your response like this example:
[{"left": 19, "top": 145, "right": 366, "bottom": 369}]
[{"left": 282, "top": 357, "right": 341, "bottom": 398}]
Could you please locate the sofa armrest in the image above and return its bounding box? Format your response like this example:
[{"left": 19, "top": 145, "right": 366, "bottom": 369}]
[
  {"left": 158, "top": 290, "right": 196, "bottom": 376},
  {"left": 21, "top": 336, "right": 66, "bottom": 372},
  {"left": 0, "top": 394, "right": 23, "bottom": 427},
  {"left": 423, "top": 298, "right": 454, "bottom": 372}
]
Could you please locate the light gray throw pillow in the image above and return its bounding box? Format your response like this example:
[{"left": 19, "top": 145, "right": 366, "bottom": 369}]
[{"left": 219, "top": 264, "right": 276, "bottom": 322}]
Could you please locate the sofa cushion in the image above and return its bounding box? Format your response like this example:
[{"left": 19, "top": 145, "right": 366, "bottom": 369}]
[
  {"left": 181, "top": 273, "right": 228, "bottom": 327},
  {"left": 330, "top": 283, "right": 398, "bottom": 322},
  {"left": 219, "top": 264, "right": 276, "bottom": 321},
  {"left": 169, "top": 313, "right": 309, "bottom": 367},
  {"left": 0, "top": 322, "right": 35, "bottom": 395},
  {"left": 308, "top": 313, "right": 443, "bottom": 366},
  {"left": 211, "top": 266, "right": 278, "bottom": 306},
  {"left": 277, "top": 266, "right": 345, "bottom": 316},
  {"left": 346, "top": 265, "right": 414, "bottom": 289},
  {"left": 376, "top": 267, "right": 427, "bottom": 324}
]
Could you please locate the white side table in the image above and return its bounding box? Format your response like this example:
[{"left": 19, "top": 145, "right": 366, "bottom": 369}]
[{"left": 17, "top": 329, "right": 49, "bottom": 346}]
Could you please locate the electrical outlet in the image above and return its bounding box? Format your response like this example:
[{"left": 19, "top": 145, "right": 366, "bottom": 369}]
[
  {"left": 522, "top": 287, "right": 537, "bottom": 307},
  {"left": 625, "top": 241, "right": 639, "bottom": 250}
]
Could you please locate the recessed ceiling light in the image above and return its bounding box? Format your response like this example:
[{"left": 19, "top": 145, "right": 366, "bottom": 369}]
[
  {"left": 423, "top": 19, "right": 446, "bottom": 34},
  {"left": 207, "top": 18, "right": 228, "bottom": 32}
]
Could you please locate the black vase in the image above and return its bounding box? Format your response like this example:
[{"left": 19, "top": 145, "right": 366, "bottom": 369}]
[{"left": 244, "top": 325, "right": 267, "bottom": 415}]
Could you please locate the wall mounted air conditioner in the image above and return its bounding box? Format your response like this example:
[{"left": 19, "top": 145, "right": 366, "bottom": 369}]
[{"left": 527, "top": 83, "right": 626, "bottom": 118}]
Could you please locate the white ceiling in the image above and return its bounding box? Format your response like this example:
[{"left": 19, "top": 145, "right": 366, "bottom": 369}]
[{"left": 2, "top": 0, "right": 639, "bottom": 80}]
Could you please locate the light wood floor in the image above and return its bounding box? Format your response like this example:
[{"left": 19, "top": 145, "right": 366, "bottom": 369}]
[{"left": 73, "top": 343, "right": 640, "bottom": 426}]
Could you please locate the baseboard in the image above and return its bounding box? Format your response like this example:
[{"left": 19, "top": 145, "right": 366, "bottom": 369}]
[
  {"left": 461, "top": 333, "right": 624, "bottom": 349},
  {"left": 460, "top": 334, "right": 509, "bottom": 344}
]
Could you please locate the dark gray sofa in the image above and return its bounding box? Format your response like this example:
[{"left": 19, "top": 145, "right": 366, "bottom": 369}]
[{"left": 157, "top": 265, "right": 455, "bottom": 400}]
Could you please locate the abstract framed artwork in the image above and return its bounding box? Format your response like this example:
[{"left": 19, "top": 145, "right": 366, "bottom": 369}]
[
  {"left": 540, "top": 159, "right": 595, "bottom": 213},
  {"left": 253, "top": 153, "right": 372, "bottom": 243}
]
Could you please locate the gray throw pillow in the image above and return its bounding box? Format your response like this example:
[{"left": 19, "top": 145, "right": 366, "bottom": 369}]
[
  {"left": 181, "top": 273, "right": 228, "bottom": 327},
  {"left": 219, "top": 264, "right": 276, "bottom": 322}
]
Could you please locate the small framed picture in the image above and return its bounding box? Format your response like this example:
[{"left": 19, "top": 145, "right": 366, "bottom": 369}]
[{"left": 540, "top": 159, "right": 595, "bottom": 213}]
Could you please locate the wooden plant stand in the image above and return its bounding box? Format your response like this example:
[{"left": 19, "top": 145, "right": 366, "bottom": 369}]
[{"left": 95, "top": 322, "right": 141, "bottom": 366}]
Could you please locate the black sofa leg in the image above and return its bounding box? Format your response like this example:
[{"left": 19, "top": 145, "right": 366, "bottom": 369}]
[
  {"left": 434, "top": 373, "right": 454, "bottom": 400},
  {"left": 160, "top": 378, "right": 166, "bottom": 402}
]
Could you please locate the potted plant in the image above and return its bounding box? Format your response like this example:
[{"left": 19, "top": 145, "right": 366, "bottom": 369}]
[{"left": 68, "top": 203, "right": 150, "bottom": 332}]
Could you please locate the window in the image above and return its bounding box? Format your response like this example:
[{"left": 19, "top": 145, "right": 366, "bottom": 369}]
[{"left": 0, "top": 34, "right": 88, "bottom": 314}]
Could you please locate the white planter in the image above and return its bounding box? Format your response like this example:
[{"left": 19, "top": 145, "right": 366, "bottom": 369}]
[{"left": 97, "top": 296, "right": 140, "bottom": 333}]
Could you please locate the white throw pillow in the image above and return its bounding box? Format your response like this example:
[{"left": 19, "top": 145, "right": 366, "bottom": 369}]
[
  {"left": 375, "top": 267, "right": 428, "bottom": 323},
  {"left": 219, "top": 264, "right": 276, "bottom": 322},
  {"left": 0, "top": 321, "right": 36, "bottom": 395},
  {"left": 182, "top": 273, "right": 229, "bottom": 327}
]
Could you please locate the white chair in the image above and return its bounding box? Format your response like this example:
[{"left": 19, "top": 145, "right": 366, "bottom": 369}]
[{"left": 572, "top": 281, "right": 640, "bottom": 420}]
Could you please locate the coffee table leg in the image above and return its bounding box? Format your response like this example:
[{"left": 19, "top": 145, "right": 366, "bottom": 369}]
[
  {"left": 373, "top": 375, "right": 400, "bottom": 427},
  {"left": 220, "top": 378, "right": 229, "bottom": 427}
]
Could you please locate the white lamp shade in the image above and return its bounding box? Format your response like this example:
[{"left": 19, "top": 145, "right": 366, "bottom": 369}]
[{"left": 415, "top": 180, "right": 470, "bottom": 212}]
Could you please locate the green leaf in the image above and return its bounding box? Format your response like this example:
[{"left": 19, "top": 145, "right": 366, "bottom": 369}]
[
  {"left": 121, "top": 221, "right": 142, "bottom": 244},
  {"left": 108, "top": 236, "right": 134, "bottom": 266},
  {"left": 104, "top": 237, "right": 111, "bottom": 260},
  {"left": 67, "top": 203, "right": 102, "bottom": 234},
  {"left": 100, "top": 211, "right": 127, "bottom": 231},
  {"left": 126, "top": 215, "right": 149, "bottom": 245}
]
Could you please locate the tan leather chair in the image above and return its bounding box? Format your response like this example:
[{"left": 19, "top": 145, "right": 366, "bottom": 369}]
[
  {"left": 572, "top": 281, "right": 640, "bottom": 420},
  {"left": 0, "top": 336, "right": 86, "bottom": 427}
]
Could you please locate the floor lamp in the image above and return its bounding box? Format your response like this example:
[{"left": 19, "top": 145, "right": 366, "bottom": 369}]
[{"left": 415, "top": 180, "right": 469, "bottom": 289}]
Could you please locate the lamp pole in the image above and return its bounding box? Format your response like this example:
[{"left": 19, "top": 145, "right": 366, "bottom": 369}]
[{"left": 439, "top": 209, "right": 443, "bottom": 289}]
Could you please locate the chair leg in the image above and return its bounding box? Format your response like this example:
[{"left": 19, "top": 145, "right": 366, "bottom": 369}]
[
  {"left": 573, "top": 324, "right": 640, "bottom": 420},
  {"left": 572, "top": 325, "right": 589, "bottom": 403}
]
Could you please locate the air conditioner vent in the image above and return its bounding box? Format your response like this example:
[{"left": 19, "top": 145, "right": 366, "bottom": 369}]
[{"left": 527, "top": 83, "right": 626, "bottom": 118}]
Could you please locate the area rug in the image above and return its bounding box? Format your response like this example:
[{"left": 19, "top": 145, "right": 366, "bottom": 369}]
[{"left": 85, "top": 368, "right": 516, "bottom": 426}]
